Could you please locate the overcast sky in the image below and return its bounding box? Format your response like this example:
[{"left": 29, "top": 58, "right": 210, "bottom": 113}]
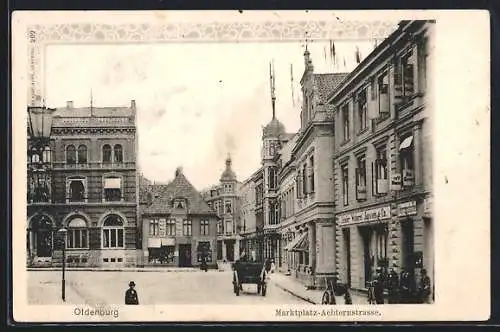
[{"left": 45, "top": 39, "right": 380, "bottom": 190}]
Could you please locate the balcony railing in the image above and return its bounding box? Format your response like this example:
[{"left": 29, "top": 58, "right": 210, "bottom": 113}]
[{"left": 53, "top": 162, "right": 135, "bottom": 170}]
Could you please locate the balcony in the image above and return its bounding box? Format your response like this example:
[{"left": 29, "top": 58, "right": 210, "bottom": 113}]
[{"left": 53, "top": 161, "right": 135, "bottom": 170}]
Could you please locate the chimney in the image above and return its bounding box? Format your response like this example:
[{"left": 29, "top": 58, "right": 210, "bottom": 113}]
[
  {"left": 66, "top": 101, "right": 74, "bottom": 109},
  {"left": 175, "top": 166, "right": 183, "bottom": 177},
  {"left": 131, "top": 100, "right": 136, "bottom": 109}
]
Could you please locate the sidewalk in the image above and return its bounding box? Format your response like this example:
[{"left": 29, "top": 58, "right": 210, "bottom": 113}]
[{"left": 269, "top": 272, "right": 367, "bottom": 305}]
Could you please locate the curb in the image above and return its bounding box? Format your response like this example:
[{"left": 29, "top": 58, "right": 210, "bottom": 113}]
[{"left": 269, "top": 279, "right": 318, "bottom": 305}]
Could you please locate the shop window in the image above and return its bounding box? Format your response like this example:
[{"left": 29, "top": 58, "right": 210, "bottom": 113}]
[
  {"left": 200, "top": 220, "right": 209, "bottom": 236},
  {"left": 182, "top": 219, "right": 192, "bottom": 236},
  {"left": 149, "top": 219, "right": 159, "bottom": 236},
  {"left": 355, "top": 156, "right": 367, "bottom": 201},
  {"left": 66, "top": 145, "right": 76, "bottom": 164},
  {"left": 197, "top": 241, "right": 212, "bottom": 263},
  {"left": 357, "top": 89, "right": 367, "bottom": 132},
  {"left": 373, "top": 147, "right": 389, "bottom": 195},
  {"left": 341, "top": 163, "right": 349, "bottom": 206},
  {"left": 66, "top": 217, "right": 89, "bottom": 249},
  {"left": 342, "top": 103, "right": 350, "bottom": 142},
  {"left": 103, "top": 176, "right": 122, "bottom": 202},
  {"left": 114, "top": 144, "right": 123, "bottom": 163},
  {"left": 102, "top": 144, "right": 112, "bottom": 163},
  {"left": 102, "top": 215, "right": 124, "bottom": 248},
  {"left": 399, "top": 135, "right": 415, "bottom": 188},
  {"left": 166, "top": 219, "right": 176, "bottom": 236},
  {"left": 149, "top": 246, "right": 175, "bottom": 264},
  {"left": 77, "top": 145, "right": 87, "bottom": 164}
]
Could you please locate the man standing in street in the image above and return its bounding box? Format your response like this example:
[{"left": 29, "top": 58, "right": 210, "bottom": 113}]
[
  {"left": 125, "top": 281, "right": 139, "bottom": 305},
  {"left": 373, "top": 267, "right": 385, "bottom": 304}
]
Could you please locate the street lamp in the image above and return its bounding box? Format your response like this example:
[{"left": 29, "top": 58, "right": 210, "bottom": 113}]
[
  {"left": 27, "top": 106, "right": 55, "bottom": 203},
  {"left": 58, "top": 227, "right": 67, "bottom": 302}
]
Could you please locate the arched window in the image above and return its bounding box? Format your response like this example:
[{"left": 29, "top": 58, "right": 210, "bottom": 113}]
[
  {"left": 114, "top": 144, "right": 123, "bottom": 163},
  {"left": 77, "top": 145, "right": 87, "bottom": 164},
  {"left": 67, "top": 217, "right": 89, "bottom": 249},
  {"left": 66, "top": 145, "right": 76, "bottom": 164},
  {"left": 102, "top": 144, "right": 112, "bottom": 163},
  {"left": 102, "top": 215, "right": 124, "bottom": 248}
]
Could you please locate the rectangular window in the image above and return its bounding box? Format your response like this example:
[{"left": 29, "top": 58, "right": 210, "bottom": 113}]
[
  {"left": 357, "top": 90, "right": 367, "bottom": 132},
  {"left": 226, "top": 220, "right": 233, "bottom": 235},
  {"left": 342, "top": 104, "right": 350, "bottom": 142},
  {"left": 402, "top": 51, "right": 415, "bottom": 98},
  {"left": 200, "top": 220, "right": 209, "bottom": 236},
  {"left": 103, "top": 229, "right": 110, "bottom": 248},
  {"left": 183, "top": 219, "right": 192, "bottom": 236},
  {"left": 225, "top": 200, "right": 232, "bottom": 214},
  {"left": 399, "top": 136, "right": 415, "bottom": 188},
  {"left": 67, "top": 229, "right": 89, "bottom": 249},
  {"left": 309, "top": 156, "right": 315, "bottom": 193},
  {"left": 166, "top": 219, "right": 176, "bottom": 236},
  {"left": 374, "top": 147, "right": 389, "bottom": 195},
  {"left": 302, "top": 164, "right": 307, "bottom": 195},
  {"left": 356, "top": 156, "right": 367, "bottom": 201},
  {"left": 110, "top": 229, "right": 117, "bottom": 247},
  {"left": 149, "top": 219, "right": 159, "bottom": 236},
  {"left": 342, "top": 164, "right": 349, "bottom": 206},
  {"left": 378, "top": 72, "right": 390, "bottom": 117}
]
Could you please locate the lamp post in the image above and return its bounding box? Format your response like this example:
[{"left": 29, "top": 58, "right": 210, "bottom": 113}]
[
  {"left": 58, "top": 227, "right": 67, "bottom": 302},
  {"left": 27, "top": 106, "right": 54, "bottom": 203}
]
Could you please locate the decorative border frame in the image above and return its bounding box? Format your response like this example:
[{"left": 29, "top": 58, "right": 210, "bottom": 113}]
[{"left": 26, "top": 19, "right": 399, "bottom": 106}]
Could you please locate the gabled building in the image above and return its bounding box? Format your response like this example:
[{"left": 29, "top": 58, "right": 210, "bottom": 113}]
[
  {"left": 140, "top": 167, "right": 219, "bottom": 268},
  {"left": 282, "top": 47, "right": 349, "bottom": 287}
]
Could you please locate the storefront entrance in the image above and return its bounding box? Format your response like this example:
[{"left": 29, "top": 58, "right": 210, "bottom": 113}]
[
  {"left": 226, "top": 240, "right": 234, "bottom": 262},
  {"left": 342, "top": 228, "right": 351, "bottom": 287},
  {"left": 29, "top": 215, "right": 53, "bottom": 259},
  {"left": 178, "top": 244, "right": 192, "bottom": 267}
]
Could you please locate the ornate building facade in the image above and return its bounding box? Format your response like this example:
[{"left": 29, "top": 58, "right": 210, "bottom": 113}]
[
  {"left": 27, "top": 100, "right": 140, "bottom": 268},
  {"left": 202, "top": 156, "right": 242, "bottom": 262},
  {"left": 329, "top": 20, "right": 434, "bottom": 300},
  {"left": 140, "top": 168, "right": 219, "bottom": 268}
]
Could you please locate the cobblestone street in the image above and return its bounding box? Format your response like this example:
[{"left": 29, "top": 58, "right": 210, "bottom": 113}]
[{"left": 28, "top": 270, "right": 307, "bottom": 305}]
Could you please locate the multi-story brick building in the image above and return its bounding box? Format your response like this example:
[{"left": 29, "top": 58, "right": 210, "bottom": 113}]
[
  {"left": 27, "top": 100, "right": 140, "bottom": 268},
  {"left": 328, "top": 20, "right": 434, "bottom": 300},
  {"left": 239, "top": 174, "right": 257, "bottom": 259},
  {"left": 202, "top": 155, "right": 242, "bottom": 262},
  {"left": 140, "top": 167, "right": 219, "bottom": 268},
  {"left": 280, "top": 48, "right": 348, "bottom": 287}
]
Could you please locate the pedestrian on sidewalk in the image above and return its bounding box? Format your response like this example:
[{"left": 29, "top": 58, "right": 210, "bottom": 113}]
[
  {"left": 417, "top": 269, "right": 432, "bottom": 304},
  {"left": 387, "top": 266, "right": 400, "bottom": 304},
  {"left": 373, "top": 267, "right": 385, "bottom": 304},
  {"left": 125, "top": 281, "right": 139, "bottom": 305}
]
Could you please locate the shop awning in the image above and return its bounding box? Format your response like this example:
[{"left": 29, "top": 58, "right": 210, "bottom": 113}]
[
  {"left": 104, "top": 177, "right": 121, "bottom": 189},
  {"left": 148, "top": 238, "right": 161, "bottom": 248},
  {"left": 294, "top": 234, "right": 309, "bottom": 252},
  {"left": 399, "top": 136, "right": 414, "bottom": 150},
  {"left": 285, "top": 232, "right": 307, "bottom": 251}
]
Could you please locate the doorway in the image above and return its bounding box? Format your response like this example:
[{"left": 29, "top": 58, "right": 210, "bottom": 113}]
[
  {"left": 30, "top": 215, "right": 53, "bottom": 258},
  {"left": 343, "top": 228, "right": 351, "bottom": 287},
  {"left": 178, "top": 244, "right": 192, "bottom": 267},
  {"left": 226, "top": 241, "right": 235, "bottom": 262},
  {"left": 401, "top": 219, "right": 415, "bottom": 272}
]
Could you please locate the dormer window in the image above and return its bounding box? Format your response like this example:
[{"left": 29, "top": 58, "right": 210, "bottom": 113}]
[{"left": 174, "top": 199, "right": 187, "bottom": 209}]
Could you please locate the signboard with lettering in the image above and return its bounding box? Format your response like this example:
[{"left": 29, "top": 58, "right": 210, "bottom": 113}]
[
  {"left": 424, "top": 197, "right": 432, "bottom": 216},
  {"left": 391, "top": 173, "right": 402, "bottom": 191},
  {"left": 398, "top": 201, "right": 417, "bottom": 217},
  {"left": 337, "top": 206, "right": 391, "bottom": 226}
]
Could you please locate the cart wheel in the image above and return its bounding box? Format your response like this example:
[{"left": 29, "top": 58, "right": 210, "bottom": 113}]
[
  {"left": 261, "top": 283, "right": 267, "bottom": 297},
  {"left": 322, "top": 291, "right": 331, "bottom": 304}
]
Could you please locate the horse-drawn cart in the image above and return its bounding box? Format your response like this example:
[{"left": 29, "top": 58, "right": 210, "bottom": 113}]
[{"left": 232, "top": 261, "right": 268, "bottom": 296}]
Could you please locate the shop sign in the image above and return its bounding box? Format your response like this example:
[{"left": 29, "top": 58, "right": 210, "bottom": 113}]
[
  {"left": 398, "top": 200, "right": 417, "bottom": 217},
  {"left": 337, "top": 206, "right": 391, "bottom": 226},
  {"left": 162, "top": 237, "right": 175, "bottom": 246}
]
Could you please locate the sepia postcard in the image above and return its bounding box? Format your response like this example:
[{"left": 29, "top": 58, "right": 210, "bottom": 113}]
[{"left": 11, "top": 10, "right": 490, "bottom": 323}]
